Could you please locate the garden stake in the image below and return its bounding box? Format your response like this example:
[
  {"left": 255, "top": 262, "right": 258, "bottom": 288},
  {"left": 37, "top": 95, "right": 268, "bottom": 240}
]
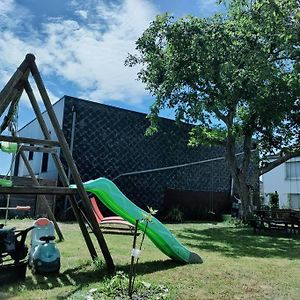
[
  {"left": 128, "top": 219, "right": 139, "bottom": 297},
  {"left": 131, "top": 220, "right": 149, "bottom": 291}
]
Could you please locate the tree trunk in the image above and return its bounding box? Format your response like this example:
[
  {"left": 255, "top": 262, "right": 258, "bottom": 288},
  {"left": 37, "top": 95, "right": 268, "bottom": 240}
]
[
  {"left": 226, "top": 148, "right": 253, "bottom": 220},
  {"left": 236, "top": 179, "right": 251, "bottom": 220},
  {"left": 224, "top": 125, "right": 256, "bottom": 220}
]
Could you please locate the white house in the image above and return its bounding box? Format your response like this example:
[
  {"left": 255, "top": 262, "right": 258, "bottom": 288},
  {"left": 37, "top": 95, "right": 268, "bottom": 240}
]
[
  {"left": 15, "top": 98, "right": 64, "bottom": 180},
  {"left": 262, "top": 156, "right": 300, "bottom": 210}
]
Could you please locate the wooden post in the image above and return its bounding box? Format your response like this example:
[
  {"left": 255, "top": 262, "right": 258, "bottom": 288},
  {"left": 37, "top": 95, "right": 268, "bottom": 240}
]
[
  {"left": 24, "top": 79, "right": 98, "bottom": 260},
  {"left": 18, "top": 145, "right": 64, "bottom": 241},
  {"left": 5, "top": 81, "right": 63, "bottom": 242},
  {"left": 0, "top": 60, "right": 29, "bottom": 116},
  {"left": 27, "top": 54, "right": 115, "bottom": 272}
]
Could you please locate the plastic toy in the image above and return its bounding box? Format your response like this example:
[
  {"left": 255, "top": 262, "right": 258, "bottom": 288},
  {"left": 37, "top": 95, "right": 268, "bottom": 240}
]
[
  {"left": 28, "top": 218, "right": 60, "bottom": 274},
  {"left": 0, "top": 224, "right": 33, "bottom": 284}
]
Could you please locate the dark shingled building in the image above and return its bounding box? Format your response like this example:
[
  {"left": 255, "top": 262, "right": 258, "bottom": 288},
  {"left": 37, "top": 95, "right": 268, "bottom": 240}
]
[{"left": 17, "top": 96, "right": 232, "bottom": 220}]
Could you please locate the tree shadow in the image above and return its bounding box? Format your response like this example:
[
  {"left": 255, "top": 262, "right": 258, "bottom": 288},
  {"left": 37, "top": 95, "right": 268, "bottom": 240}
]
[
  {"left": 118, "top": 259, "right": 183, "bottom": 276},
  {"left": 0, "top": 263, "right": 105, "bottom": 297},
  {"left": 0, "top": 259, "right": 180, "bottom": 297},
  {"left": 178, "top": 226, "right": 300, "bottom": 260}
]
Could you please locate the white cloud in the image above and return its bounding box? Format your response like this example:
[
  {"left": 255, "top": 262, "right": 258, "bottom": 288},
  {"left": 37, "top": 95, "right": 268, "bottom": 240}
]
[
  {"left": 0, "top": 0, "right": 13, "bottom": 14},
  {"left": 0, "top": 0, "right": 158, "bottom": 107},
  {"left": 0, "top": 0, "right": 33, "bottom": 33},
  {"left": 75, "top": 9, "right": 88, "bottom": 19}
]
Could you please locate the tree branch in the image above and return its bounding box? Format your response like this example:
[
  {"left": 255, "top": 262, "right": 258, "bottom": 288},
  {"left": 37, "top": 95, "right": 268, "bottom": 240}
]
[
  {"left": 260, "top": 151, "right": 300, "bottom": 175},
  {"left": 213, "top": 108, "right": 227, "bottom": 123},
  {"left": 269, "top": 54, "right": 300, "bottom": 63}
]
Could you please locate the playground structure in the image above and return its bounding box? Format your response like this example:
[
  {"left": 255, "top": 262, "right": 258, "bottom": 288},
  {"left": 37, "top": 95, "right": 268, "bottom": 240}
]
[
  {"left": 74, "top": 178, "right": 202, "bottom": 263},
  {"left": 0, "top": 54, "right": 114, "bottom": 271},
  {"left": 0, "top": 54, "right": 202, "bottom": 274}
]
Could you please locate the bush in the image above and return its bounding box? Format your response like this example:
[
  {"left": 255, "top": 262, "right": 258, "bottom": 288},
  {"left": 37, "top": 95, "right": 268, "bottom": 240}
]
[
  {"left": 85, "top": 271, "right": 169, "bottom": 300},
  {"left": 165, "top": 207, "right": 184, "bottom": 222},
  {"left": 268, "top": 192, "right": 279, "bottom": 209}
]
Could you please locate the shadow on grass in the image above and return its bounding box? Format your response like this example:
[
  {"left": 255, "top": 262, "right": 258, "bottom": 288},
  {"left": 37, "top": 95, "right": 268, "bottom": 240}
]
[
  {"left": 178, "top": 225, "right": 300, "bottom": 260},
  {"left": 0, "top": 259, "right": 180, "bottom": 298},
  {"left": 119, "top": 259, "right": 183, "bottom": 276}
]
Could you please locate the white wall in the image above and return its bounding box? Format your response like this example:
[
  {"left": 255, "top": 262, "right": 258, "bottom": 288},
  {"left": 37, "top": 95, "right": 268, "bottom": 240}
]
[
  {"left": 17, "top": 98, "right": 65, "bottom": 180},
  {"left": 262, "top": 157, "right": 300, "bottom": 209}
]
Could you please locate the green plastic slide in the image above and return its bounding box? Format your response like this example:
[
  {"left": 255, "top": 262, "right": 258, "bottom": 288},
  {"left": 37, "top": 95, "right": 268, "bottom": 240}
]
[{"left": 72, "top": 177, "right": 202, "bottom": 264}]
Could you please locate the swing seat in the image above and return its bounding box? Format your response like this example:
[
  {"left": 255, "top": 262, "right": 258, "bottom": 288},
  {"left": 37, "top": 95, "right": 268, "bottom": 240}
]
[
  {"left": 90, "top": 197, "right": 138, "bottom": 235},
  {"left": 0, "top": 179, "right": 13, "bottom": 187}
]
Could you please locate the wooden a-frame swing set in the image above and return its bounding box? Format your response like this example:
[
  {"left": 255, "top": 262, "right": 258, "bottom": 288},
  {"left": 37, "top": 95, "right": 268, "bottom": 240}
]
[{"left": 0, "top": 54, "right": 115, "bottom": 272}]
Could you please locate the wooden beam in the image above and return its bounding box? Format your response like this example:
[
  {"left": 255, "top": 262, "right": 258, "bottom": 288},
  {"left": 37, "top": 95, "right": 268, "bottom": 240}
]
[
  {"left": 24, "top": 75, "right": 99, "bottom": 260},
  {"left": 18, "top": 137, "right": 64, "bottom": 241},
  {"left": 0, "top": 186, "right": 77, "bottom": 195},
  {"left": 0, "top": 135, "right": 60, "bottom": 147},
  {"left": 0, "top": 58, "right": 29, "bottom": 116},
  {"left": 0, "top": 86, "right": 24, "bottom": 134},
  {"left": 28, "top": 54, "right": 115, "bottom": 272},
  {"left": 20, "top": 145, "right": 57, "bottom": 154}
]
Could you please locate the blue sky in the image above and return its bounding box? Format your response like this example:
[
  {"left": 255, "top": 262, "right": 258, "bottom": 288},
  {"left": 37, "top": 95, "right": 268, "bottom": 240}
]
[{"left": 0, "top": 0, "right": 222, "bottom": 175}]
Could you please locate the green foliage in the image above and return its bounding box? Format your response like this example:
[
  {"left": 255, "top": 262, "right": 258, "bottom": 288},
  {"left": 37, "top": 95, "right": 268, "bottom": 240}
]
[
  {"left": 268, "top": 191, "right": 280, "bottom": 209},
  {"left": 189, "top": 126, "right": 227, "bottom": 147},
  {"left": 92, "top": 257, "right": 104, "bottom": 270},
  {"left": 103, "top": 271, "right": 129, "bottom": 296},
  {"left": 222, "top": 214, "right": 249, "bottom": 226},
  {"left": 90, "top": 272, "right": 169, "bottom": 299},
  {"left": 126, "top": 1, "right": 300, "bottom": 153},
  {"left": 126, "top": 0, "right": 300, "bottom": 217},
  {"left": 165, "top": 206, "right": 184, "bottom": 222},
  {"left": 141, "top": 206, "right": 157, "bottom": 223}
]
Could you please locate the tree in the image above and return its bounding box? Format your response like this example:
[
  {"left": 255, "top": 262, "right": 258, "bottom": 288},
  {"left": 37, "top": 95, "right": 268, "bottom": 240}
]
[{"left": 125, "top": 0, "right": 300, "bottom": 219}]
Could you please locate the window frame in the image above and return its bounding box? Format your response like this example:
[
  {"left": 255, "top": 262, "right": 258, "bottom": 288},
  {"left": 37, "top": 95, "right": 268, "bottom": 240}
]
[{"left": 285, "top": 161, "right": 300, "bottom": 180}]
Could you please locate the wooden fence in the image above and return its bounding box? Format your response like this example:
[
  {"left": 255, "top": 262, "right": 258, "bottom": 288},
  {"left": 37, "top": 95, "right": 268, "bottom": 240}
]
[{"left": 161, "top": 188, "right": 231, "bottom": 221}]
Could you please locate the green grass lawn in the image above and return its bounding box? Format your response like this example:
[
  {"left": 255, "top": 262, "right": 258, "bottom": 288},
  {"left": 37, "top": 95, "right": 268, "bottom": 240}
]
[{"left": 0, "top": 219, "right": 299, "bottom": 299}]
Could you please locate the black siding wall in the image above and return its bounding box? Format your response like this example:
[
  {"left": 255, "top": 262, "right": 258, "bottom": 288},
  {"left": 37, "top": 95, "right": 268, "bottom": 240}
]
[{"left": 61, "top": 96, "right": 231, "bottom": 213}]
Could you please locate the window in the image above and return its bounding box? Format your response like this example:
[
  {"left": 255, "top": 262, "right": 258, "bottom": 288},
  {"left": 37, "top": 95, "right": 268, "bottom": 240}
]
[
  {"left": 41, "top": 152, "right": 49, "bottom": 173},
  {"left": 285, "top": 161, "right": 300, "bottom": 179},
  {"left": 28, "top": 144, "right": 34, "bottom": 160},
  {"left": 13, "top": 153, "right": 20, "bottom": 176},
  {"left": 289, "top": 194, "right": 300, "bottom": 210}
]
